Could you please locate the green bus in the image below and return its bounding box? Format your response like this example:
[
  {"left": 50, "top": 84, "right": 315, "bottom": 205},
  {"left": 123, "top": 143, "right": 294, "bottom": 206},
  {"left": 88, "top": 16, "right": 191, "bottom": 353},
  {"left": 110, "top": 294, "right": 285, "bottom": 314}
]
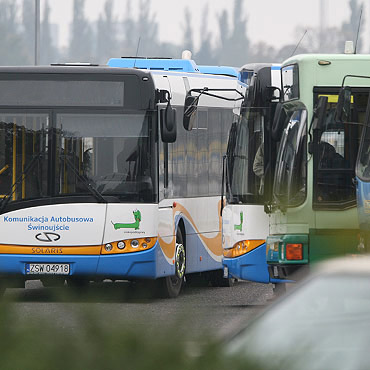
[{"left": 266, "top": 54, "right": 370, "bottom": 282}]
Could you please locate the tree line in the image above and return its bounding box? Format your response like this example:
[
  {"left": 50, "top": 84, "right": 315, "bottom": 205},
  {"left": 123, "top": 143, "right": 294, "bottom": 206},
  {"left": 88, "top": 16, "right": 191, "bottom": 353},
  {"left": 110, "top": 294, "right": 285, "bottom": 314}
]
[{"left": 0, "top": 0, "right": 365, "bottom": 67}]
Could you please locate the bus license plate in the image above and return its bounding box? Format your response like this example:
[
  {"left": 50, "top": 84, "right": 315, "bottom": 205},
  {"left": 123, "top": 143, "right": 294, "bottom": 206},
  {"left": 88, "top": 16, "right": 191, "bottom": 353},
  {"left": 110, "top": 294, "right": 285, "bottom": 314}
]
[{"left": 26, "top": 263, "right": 70, "bottom": 275}]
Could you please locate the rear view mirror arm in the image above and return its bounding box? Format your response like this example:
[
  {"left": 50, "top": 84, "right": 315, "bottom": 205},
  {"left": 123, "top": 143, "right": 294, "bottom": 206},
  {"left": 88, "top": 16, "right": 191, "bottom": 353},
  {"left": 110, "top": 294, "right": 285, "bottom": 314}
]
[{"left": 188, "top": 87, "right": 244, "bottom": 102}]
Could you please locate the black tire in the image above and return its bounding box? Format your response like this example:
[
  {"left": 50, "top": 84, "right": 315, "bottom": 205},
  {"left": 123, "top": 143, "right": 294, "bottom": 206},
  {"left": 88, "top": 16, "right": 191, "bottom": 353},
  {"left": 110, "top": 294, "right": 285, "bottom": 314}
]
[{"left": 158, "top": 228, "right": 186, "bottom": 298}]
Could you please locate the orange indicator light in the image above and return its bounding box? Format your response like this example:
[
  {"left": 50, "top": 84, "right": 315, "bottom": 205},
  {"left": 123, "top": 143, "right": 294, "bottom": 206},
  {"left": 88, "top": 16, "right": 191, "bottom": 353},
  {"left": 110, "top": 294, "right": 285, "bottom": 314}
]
[{"left": 286, "top": 243, "right": 303, "bottom": 260}]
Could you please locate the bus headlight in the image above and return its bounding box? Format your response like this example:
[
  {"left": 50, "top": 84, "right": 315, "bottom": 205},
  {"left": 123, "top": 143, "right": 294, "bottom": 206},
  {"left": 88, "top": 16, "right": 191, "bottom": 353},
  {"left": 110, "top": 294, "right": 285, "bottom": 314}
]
[
  {"left": 223, "top": 240, "right": 265, "bottom": 258},
  {"left": 117, "top": 241, "right": 126, "bottom": 250},
  {"left": 101, "top": 237, "right": 157, "bottom": 254},
  {"left": 131, "top": 240, "right": 139, "bottom": 248}
]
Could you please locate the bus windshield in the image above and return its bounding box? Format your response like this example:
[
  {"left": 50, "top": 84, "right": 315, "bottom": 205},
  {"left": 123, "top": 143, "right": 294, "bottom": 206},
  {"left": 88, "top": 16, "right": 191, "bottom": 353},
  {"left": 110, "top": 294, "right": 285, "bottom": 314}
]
[
  {"left": 227, "top": 106, "right": 264, "bottom": 204},
  {"left": 273, "top": 109, "right": 307, "bottom": 207},
  {"left": 357, "top": 124, "right": 370, "bottom": 181},
  {"left": 0, "top": 111, "right": 157, "bottom": 210}
]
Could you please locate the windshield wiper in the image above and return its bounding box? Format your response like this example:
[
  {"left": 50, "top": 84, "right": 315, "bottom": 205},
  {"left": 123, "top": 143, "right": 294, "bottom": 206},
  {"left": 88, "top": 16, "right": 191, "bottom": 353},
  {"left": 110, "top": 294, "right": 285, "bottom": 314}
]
[
  {"left": 62, "top": 155, "right": 106, "bottom": 203},
  {"left": 0, "top": 153, "right": 44, "bottom": 213}
]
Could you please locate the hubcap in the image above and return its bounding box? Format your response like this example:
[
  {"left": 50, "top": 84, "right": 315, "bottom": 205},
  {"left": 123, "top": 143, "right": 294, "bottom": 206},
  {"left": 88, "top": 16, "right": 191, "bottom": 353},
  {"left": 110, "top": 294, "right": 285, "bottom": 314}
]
[{"left": 175, "top": 242, "right": 186, "bottom": 279}]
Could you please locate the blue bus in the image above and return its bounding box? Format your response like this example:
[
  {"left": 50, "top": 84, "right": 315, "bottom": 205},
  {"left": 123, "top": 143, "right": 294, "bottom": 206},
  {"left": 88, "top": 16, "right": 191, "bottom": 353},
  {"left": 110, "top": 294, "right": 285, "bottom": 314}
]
[
  {"left": 0, "top": 58, "right": 245, "bottom": 297},
  {"left": 222, "top": 63, "right": 285, "bottom": 286}
]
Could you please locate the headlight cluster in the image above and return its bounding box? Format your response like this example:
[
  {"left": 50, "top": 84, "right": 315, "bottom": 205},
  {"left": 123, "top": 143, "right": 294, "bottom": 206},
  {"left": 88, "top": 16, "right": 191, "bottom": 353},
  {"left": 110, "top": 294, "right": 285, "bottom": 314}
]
[
  {"left": 223, "top": 239, "right": 264, "bottom": 258},
  {"left": 101, "top": 237, "right": 157, "bottom": 255}
]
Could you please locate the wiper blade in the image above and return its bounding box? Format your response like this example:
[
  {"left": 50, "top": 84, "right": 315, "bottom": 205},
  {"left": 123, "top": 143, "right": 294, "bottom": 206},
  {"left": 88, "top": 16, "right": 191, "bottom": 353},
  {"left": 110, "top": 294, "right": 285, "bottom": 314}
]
[
  {"left": 0, "top": 153, "right": 43, "bottom": 213},
  {"left": 62, "top": 155, "right": 106, "bottom": 203}
]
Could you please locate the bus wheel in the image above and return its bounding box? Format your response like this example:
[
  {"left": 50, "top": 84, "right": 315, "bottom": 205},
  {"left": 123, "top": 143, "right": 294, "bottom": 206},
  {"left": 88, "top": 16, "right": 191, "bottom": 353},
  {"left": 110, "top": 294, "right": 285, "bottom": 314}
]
[{"left": 160, "top": 229, "right": 185, "bottom": 298}]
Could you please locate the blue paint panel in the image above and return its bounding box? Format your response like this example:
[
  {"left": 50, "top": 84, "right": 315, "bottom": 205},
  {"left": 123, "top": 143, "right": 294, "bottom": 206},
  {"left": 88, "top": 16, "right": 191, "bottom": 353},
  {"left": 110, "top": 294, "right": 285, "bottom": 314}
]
[
  {"left": 198, "top": 65, "right": 240, "bottom": 79},
  {"left": 223, "top": 243, "right": 284, "bottom": 283},
  {"left": 96, "top": 242, "right": 173, "bottom": 279},
  {"left": 0, "top": 254, "right": 100, "bottom": 276},
  {"left": 182, "top": 218, "right": 222, "bottom": 273},
  {"left": 107, "top": 58, "right": 199, "bottom": 73},
  {"left": 96, "top": 246, "right": 157, "bottom": 278},
  {"left": 0, "top": 242, "right": 173, "bottom": 280}
]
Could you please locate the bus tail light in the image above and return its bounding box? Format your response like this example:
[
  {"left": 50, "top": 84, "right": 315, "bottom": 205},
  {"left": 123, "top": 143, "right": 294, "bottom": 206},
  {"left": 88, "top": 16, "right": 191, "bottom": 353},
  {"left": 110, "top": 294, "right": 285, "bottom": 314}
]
[{"left": 286, "top": 243, "right": 303, "bottom": 260}]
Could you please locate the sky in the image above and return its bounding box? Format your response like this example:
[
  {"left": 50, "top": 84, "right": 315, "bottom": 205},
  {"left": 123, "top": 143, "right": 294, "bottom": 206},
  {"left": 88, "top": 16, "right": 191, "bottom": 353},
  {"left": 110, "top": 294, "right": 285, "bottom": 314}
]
[{"left": 42, "top": 0, "right": 369, "bottom": 53}]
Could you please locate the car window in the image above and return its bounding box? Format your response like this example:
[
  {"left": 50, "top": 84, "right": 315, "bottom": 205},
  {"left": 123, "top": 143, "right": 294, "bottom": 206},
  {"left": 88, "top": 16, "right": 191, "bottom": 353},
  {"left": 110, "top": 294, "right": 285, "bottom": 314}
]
[{"left": 226, "top": 274, "right": 370, "bottom": 370}]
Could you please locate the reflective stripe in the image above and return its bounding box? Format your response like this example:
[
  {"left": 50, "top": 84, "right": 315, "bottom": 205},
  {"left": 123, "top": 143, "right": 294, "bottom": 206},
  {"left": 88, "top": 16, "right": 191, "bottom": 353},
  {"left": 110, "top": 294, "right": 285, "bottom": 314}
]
[{"left": 0, "top": 245, "right": 101, "bottom": 255}]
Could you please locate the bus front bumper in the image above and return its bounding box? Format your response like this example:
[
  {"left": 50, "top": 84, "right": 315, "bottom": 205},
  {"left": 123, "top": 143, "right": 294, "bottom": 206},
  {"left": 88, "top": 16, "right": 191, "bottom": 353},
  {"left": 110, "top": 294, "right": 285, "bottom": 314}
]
[
  {"left": 0, "top": 242, "right": 171, "bottom": 281},
  {"left": 267, "top": 263, "right": 307, "bottom": 281},
  {"left": 223, "top": 243, "right": 285, "bottom": 284}
]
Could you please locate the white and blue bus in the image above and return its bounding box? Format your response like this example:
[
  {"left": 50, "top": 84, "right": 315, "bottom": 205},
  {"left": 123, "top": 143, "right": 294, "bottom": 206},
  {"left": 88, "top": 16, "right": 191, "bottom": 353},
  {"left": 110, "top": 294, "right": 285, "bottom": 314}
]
[
  {"left": 0, "top": 58, "right": 245, "bottom": 297},
  {"left": 222, "top": 64, "right": 285, "bottom": 284}
]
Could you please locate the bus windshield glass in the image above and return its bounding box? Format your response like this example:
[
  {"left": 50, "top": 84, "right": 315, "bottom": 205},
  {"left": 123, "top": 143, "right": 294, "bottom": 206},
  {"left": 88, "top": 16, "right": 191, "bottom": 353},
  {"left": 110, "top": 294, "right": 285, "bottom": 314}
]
[
  {"left": 313, "top": 91, "right": 366, "bottom": 208},
  {"left": 273, "top": 109, "right": 307, "bottom": 207},
  {"left": 0, "top": 111, "right": 157, "bottom": 208},
  {"left": 357, "top": 124, "right": 370, "bottom": 181},
  {"left": 227, "top": 106, "right": 264, "bottom": 204}
]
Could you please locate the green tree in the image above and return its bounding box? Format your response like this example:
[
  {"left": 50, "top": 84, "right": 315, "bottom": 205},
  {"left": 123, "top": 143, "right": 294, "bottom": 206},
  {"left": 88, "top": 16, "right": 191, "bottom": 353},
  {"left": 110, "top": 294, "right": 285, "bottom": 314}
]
[
  {"left": 194, "top": 4, "right": 217, "bottom": 64},
  {"left": 181, "top": 7, "right": 194, "bottom": 55},
  {"left": 22, "top": 0, "right": 35, "bottom": 64},
  {"left": 120, "top": 1, "right": 137, "bottom": 56},
  {"left": 96, "top": 0, "right": 117, "bottom": 63},
  {"left": 214, "top": 0, "right": 249, "bottom": 66},
  {"left": 0, "top": 0, "right": 29, "bottom": 65},
  {"left": 69, "top": 0, "right": 93, "bottom": 62},
  {"left": 340, "top": 0, "right": 364, "bottom": 52},
  {"left": 40, "top": 0, "right": 58, "bottom": 64},
  {"left": 119, "top": 0, "right": 160, "bottom": 57},
  {"left": 136, "top": 0, "right": 160, "bottom": 56}
]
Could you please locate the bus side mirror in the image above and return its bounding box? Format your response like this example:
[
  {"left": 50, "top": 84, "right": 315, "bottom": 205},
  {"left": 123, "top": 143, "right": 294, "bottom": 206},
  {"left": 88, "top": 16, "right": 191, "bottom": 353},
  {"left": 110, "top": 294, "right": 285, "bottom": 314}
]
[
  {"left": 160, "top": 102, "right": 177, "bottom": 143},
  {"left": 183, "top": 94, "right": 198, "bottom": 131},
  {"left": 335, "top": 86, "right": 351, "bottom": 123},
  {"left": 266, "top": 86, "right": 282, "bottom": 102}
]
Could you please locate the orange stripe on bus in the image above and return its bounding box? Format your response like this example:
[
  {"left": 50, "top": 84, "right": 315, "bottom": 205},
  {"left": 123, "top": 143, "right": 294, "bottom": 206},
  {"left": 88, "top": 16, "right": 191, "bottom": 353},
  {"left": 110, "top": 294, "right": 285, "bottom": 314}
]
[
  {"left": 158, "top": 200, "right": 223, "bottom": 260},
  {"left": 0, "top": 244, "right": 102, "bottom": 255}
]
